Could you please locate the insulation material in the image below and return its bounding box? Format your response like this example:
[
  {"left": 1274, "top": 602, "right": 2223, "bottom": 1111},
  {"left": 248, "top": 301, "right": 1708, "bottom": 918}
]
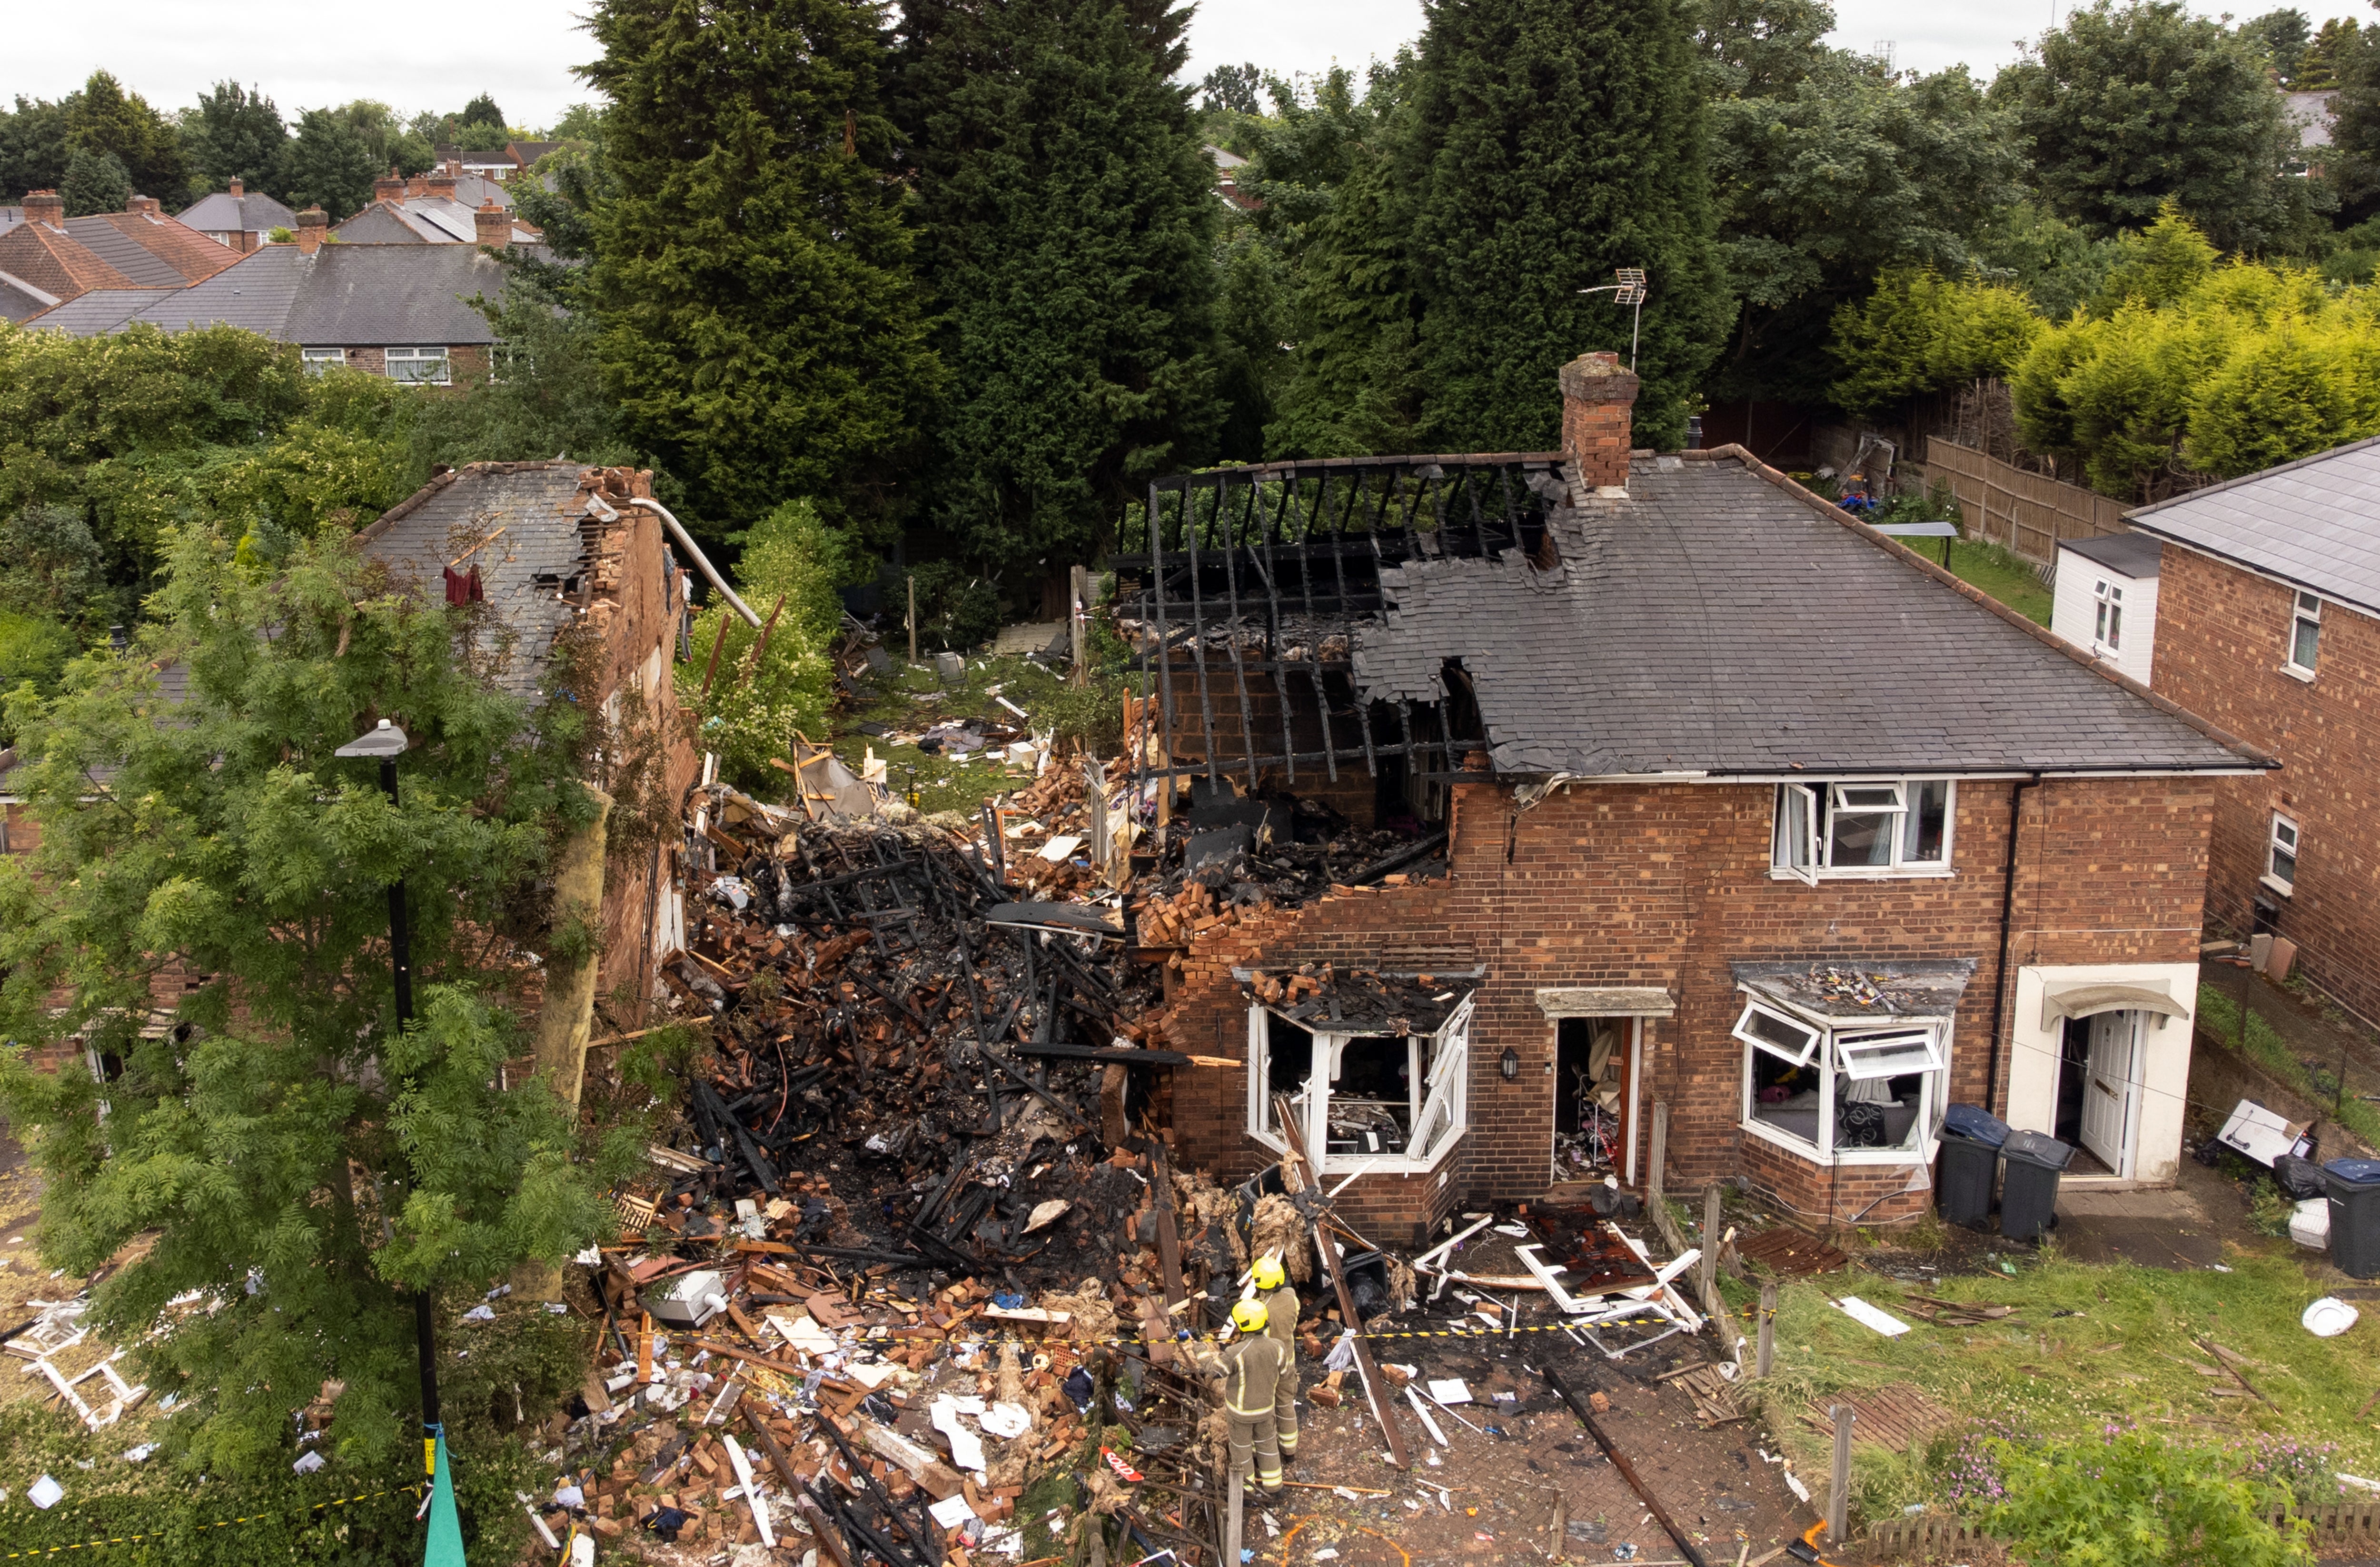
[
  {"left": 995, "top": 1340, "right": 1028, "bottom": 1407},
  {"left": 1037, "top": 1280, "right": 1121, "bottom": 1346},
  {"left": 1249, "top": 1193, "right": 1313, "bottom": 1284}
]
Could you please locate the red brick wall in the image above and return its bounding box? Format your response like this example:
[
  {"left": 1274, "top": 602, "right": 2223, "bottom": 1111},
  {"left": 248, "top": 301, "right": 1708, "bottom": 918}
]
[
  {"left": 2149, "top": 545, "right": 2379, "bottom": 1019},
  {"left": 1155, "top": 773, "right": 2212, "bottom": 1231}
]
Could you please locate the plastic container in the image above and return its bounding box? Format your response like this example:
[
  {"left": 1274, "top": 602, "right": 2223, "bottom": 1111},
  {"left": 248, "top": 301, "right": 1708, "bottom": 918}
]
[
  {"left": 2324, "top": 1158, "right": 2380, "bottom": 1279},
  {"left": 2291, "top": 1196, "right": 2331, "bottom": 1250},
  {"left": 1943, "top": 1104, "right": 2012, "bottom": 1147},
  {"left": 1936, "top": 1128, "right": 2002, "bottom": 1230},
  {"left": 1998, "top": 1130, "right": 2074, "bottom": 1243}
]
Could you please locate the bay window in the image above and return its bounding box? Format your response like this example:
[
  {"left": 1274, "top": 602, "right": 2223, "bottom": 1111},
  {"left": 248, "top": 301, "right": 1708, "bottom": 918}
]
[
  {"left": 1773, "top": 778, "right": 1953, "bottom": 880},
  {"left": 1737, "top": 998, "right": 1948, "bottom": 1159},
  {"left": 1249, "top": 997, "right": 1472, "bottom": 1173}
]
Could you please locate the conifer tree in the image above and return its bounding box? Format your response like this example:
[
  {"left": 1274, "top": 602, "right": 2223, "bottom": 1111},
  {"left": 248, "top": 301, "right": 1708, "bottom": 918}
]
[
  {"left": 181, "top": 82, "right": 288, "bottom": 196},
  {"left": 582, "top": 0, "right": 937, "bottom": 539},
  {"left": 1405, "top": 0, "right": 1729, "bottom": 451},
  {"left": 66, "top": 70, "right": 186, "bottom": 203},
  {"left": 894, "top": 0, "right": 1219, "bottom": 567}
]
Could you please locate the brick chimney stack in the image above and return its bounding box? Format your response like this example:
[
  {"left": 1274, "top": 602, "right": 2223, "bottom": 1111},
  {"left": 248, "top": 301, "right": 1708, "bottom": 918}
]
[
  {"left": 295, "top": 205, "right": 327, "bottom": 255},
  {"left": 1558, "top": 351, "right": 1641, "bottom": 495},
  {"left": 474, "top": 200, "right": 509, "bottom": 249},
  {"left": 23, "top": 190, "right": 63, "bottom": 228},
  {"left": 373, "top": 168, "right": 405, "bottom": 203},
  {"left": 229, "top": 176, "right": 245, "bottom": 199},
  {"left": 422, "top": 170, "right": 457, "bottom": 200},
  {"left": 127, "top": 194, "right": 160, "bottom": 216}
]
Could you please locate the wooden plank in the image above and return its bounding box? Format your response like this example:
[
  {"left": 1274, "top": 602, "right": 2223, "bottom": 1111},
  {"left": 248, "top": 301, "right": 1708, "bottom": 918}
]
[{"left": 1274, "top": 1093, "right": 1409, "bottom": 1470}]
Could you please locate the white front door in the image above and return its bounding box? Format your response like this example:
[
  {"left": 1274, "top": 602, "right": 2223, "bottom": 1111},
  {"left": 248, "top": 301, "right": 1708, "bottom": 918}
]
[{"left": 2077, "top": 1010, "right": 2141, "bottom": 1174}]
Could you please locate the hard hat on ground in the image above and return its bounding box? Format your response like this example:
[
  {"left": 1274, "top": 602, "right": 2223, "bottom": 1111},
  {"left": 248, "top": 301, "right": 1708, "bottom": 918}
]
[
  {"left": 1231, "top": 1298, "right": 1269, "bottom": 1334},
  {"left": 1251, "top": 1256, "right": 1285, "bottom": 1292}
]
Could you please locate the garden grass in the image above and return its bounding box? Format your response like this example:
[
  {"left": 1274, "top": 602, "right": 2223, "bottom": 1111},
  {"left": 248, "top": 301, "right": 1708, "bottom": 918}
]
[
  {"left": 1940, "top": 539, "right": 2054, "bottom": 626},
  {"left": 1751, "top": 1247, "right": 2380, "bottom": 1521},
  {"left": 829, "top": 651, "right": 1074, "bottom": 819}
]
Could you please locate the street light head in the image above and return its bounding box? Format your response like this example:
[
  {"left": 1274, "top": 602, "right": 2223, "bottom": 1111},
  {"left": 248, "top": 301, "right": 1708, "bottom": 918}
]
[{"left": 335, "top": 719, "right": 411, "bottom": 759}]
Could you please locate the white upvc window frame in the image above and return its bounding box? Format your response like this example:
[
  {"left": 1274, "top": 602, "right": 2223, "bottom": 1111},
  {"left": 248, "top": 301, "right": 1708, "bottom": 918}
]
[
  {"left": 2267, "top": 811, "right": 2300, "bottom": 897},
  {"left": 2092, "top": 578, "right": 2123, "bottom": 656},
  {"left": 1247, "top": 996, "right": 1472, "bottom": 1175},
  {"left": 1770, "top": 777, "right": 1956, "bottom": 880},
  {"left": 301, "top": 346, "right": 347, "bottom": 374},
  {"left": 1738, "top": 994, "right": 1951, "bottom": 1165},
  {"left": 385, "top": 345, "right": 452, "bottom": 386},
  {"left": 2287, "top": 592, "right": 2321, "bottom": 679}
]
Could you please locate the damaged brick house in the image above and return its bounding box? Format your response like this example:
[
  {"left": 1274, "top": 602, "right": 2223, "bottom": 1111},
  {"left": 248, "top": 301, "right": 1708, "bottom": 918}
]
[
  {"left": 1120, "top": 354, "right": 2271, "bottom": 1244},
  {"left": 357, "top": 461, "right": 705, "bottom": 1000}
]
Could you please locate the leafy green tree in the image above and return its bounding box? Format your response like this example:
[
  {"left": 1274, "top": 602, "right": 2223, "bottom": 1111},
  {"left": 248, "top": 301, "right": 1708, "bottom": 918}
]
[
  {"left": 1985, "top": 1430, "right": 2313, "bottom": 1567},
  {"left": 66, "top": 70, "right": 186, "bottom": 202},
  {"left": 1969, "top": 202, "right": 2122, "bottom": 321},
  {"left": 0, "top": 96, "right": 71, "bottom": 196},
  {"left": 405, "top": 280, "right": 631, "bottom": 470},
  {"left": 1265, "top": 143, "right": 1425, "bottom": 458},
  {"left": 584, "top": 0, "right": 937, "bottom": 541},
  {"left": 0, "top": 524, "right": 617, "bottom": 1523},
  {"left": 1199, "top": 63, "right": 1264, "bottom": 117},
  {"left": 548, "top": 103, "right": 605, "bottom": 142},
  {"left": 2086, "top": 201, "right": 2219, "bottom": 311},
  {"left": 1405, "top": 0, "right": 1730, "bottom": 451},
  {"left": 2325, "top": 21, "right": 2380, "bottom": 220},
  {"left": 1993, "top": 1, "right": 2301, "bottom": 252},
  {"left": 2244, "top": 9, "right": 2313, "bottom": 86},
  {"left": 326, "top": 100, "right": 433, "bottom": 179},
  {"left": 180, "top": 82, "right": 288, "bottom": 198},
  {"left": 681, "top": 499, "right": 846, "bottom": 788},
  {"left": 1702, "top": 0, "right": 2024, "bottom": 403},
  {"left": 59, "top": 146, "right": 132, "bottom": 216},
  {"left": 274, "top": 107, "right": 382, "bottom": 220},
  {"left": 894, "top": 0, "right": 1219, "bottom": 569},
  {"left": 1829, "top": 269, "right": 2045, "bottom": 417},
  {"left": 2299, "top": 17, "right": 2360, "bottom": 91}
]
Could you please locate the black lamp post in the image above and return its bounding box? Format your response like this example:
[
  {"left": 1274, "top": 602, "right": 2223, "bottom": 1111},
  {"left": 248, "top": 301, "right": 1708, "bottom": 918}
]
[{"left": 334, "top": 719, "right": 440, "bottom": 1469}]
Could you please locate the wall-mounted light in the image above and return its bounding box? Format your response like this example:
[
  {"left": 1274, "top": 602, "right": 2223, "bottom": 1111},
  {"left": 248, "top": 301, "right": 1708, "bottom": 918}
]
[{"left": 1499, "top": 1047, "right": 1520, "bottom": 1082}]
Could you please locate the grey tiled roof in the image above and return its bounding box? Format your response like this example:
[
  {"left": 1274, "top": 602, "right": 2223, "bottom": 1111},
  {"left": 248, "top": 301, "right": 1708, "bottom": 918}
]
[
  {"left": 357, "top": 464, "right": 597, "bottom": 699},
  {"left": 0, "top": 268, "right": 66, "bottom": 322},
  {"left": 2127, "top": 435, "right": 2380, "bottom": 616},
  {"left": 1350, "top": 453, "right": 2259, "bottom": 778},
  {"left": 58, "top": 218, "right": 191, "bottom": 287},
  {"left": 23, "top": 287, "right": 179, "bottom": 332},
  {"left": 178, "top": 189, "right": 298, "bottom": 234},
  {"left": 29, "top": 244, "right": 506, "bottom": 347},
  {"left": 2058, "top": 532, "right": 2162, "bottom": 579}
]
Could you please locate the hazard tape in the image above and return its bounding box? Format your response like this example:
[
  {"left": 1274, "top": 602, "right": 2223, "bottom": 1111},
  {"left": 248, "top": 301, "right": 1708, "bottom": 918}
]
[{"left": 0, "top": 1484, "right": 416, "bottom": 1560}]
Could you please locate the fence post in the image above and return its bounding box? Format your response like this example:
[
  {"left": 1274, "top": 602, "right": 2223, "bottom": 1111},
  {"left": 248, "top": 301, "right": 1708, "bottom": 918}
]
[
  {"left": 1070, "top": 564, "right": 1090, "bottom": 686},
  {"left": 1648, "top": 1103, "right": 1668, "bottom": 1207},
  {"left": 1756, "top": 1282, "right": 1777, "bottom": 1378},
  {"left": 1828, "top": 1405, "right": 1855, "bottom": 1546},
  {"left": 1701, "top": 1183, "right": 1724, "bottom": 1300},
  {"left": 906, "top": 574, "right": 918, "bottom": 665}
]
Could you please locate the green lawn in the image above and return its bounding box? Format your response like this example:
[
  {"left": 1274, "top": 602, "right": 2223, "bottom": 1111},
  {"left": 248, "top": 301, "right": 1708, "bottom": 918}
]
[
  {"left": 1939, "top": 538, "right": 2054, "bottom": 626},
  {"left": 830, "top": 649, "right": 1112, "bottom": 819},
  {"left": 1752, "top": 1247, "right": 2377, "bottom": 1524}
]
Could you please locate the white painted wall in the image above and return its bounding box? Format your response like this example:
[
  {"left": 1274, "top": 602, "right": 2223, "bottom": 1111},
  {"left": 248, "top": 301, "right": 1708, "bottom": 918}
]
[
  {"left": 2051, "top": 546, "right": 2158, "bottom": 686},
  {"left": 2004, "top": 962, "right": 2200, "bottom": 1185}
]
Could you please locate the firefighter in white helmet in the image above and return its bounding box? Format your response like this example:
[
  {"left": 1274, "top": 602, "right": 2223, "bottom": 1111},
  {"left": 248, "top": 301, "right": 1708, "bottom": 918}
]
[
  {"left": 1250, "top": 1254, "right": 1300, "bottom": 1457},
  {"left": 1188, "top": 1298, "right": 1287, "bottom": 1493}
]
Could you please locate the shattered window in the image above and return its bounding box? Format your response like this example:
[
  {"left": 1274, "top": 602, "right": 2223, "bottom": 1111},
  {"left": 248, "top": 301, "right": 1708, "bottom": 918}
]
[
  {"left": 1249, "top": 999, "right": 1470, "bottom": 1170},
  {"left": 1327, "top": 1036, "right": 1412, "bottom": 1156},
  {"left": 1772, "top": 779, "right": 1954, "bottom": 877},
  {"left": 1740, "top": 1001, "right": 1947, "bottom": 1159}
]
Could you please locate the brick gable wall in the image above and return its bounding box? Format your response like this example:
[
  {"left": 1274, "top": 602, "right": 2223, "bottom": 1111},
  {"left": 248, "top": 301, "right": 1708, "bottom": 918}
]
[
  {"left": 1154, "top": 772, "right": 2211, "bottom": 1236},
  {"left": 2148, "top": 546, "right": 2377, "bottom": 1018}
]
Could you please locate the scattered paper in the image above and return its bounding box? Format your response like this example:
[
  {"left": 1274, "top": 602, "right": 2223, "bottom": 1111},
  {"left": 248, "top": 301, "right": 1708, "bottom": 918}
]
[
  {"left": 980, "top": 1402, "right": 1033, "bottom": 1438},
  {"left": 1832, "top": 1296, "right": 1911, "bottom": 1337},
  {"left": 1024, "top": 1199, "right": 1072, "bottom": 1234},
  {"left": 1425, "top": 1378, "right": 1473, "bottom": 1405},
  {"left": 930, "top": 1494, "right": 979, "bottom": 1529},
  {"left": 29, "top": 1475, "right": 62, "bottom": 1509},
  {"left": 845, "top": 1360, "right": 902, "bottom": 1390},
  {"left": 932, "top": 1396, "right": 988, "bottom": 1471},
  {"left": 292, "top": 1451, "right": 326, "bottom": 1474}
]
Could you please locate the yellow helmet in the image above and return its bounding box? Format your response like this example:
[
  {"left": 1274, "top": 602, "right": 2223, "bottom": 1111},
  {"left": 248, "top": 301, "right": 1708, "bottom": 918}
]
[
  {"left": 1251, "top": 1256, "right": 1285, "bottom": 1292},
  {"left": 1231, "top": 1298, "right": 1269, "bottom": 1334}
]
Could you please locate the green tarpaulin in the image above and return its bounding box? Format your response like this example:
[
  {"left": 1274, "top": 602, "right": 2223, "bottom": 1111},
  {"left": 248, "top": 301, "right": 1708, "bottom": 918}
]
[{"left": 424, "top": 1427, "right": 466, "bottom": 1567}]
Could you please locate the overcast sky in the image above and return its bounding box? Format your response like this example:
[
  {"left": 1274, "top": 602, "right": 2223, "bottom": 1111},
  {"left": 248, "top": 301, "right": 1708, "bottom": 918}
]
[{"left": 7, "top": 1, "right": 2378, "bottom": 133}]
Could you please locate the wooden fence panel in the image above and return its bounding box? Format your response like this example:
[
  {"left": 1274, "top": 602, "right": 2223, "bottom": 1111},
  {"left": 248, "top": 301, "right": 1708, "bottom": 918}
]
[{"left": 1927, "top": 440, "right": 2132, "bottom": 565}]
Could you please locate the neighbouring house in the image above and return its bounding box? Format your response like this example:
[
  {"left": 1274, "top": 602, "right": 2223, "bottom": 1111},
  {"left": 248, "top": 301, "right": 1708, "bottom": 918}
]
[
  {"left": 333, "top": 164, "right": 541, "bottom": 248},
  {"left": 2117, "top": 436, "right": 2380, "bottom": 1025},
  {"left": 2049, "top": 531, "right": 2162, "bottom": 687},
  {"left": 1121, "top": 354, "right": 2270, "bottom": 1242},
  {"left": 357, "top": 462, "right": 703, "bottom": 996},
  {"left": 1206, "top": 145, "right": 1259, "bottom": 212},
  {"left": 0, "top": 189, "right": 239, "bottom": 320},
  {"left": 441, "top": 142, "right": 560, "bottom": 184},
  {"left": 175, "top": 177, "right": 299, "bottom": 253},
  {"left": 26, "top": 222, "right": 509, "bottom": 383}
]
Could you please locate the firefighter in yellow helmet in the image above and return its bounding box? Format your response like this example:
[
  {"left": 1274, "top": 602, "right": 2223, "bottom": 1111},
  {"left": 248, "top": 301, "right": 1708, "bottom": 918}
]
[
  {"left": 1188, "top": 1298, "right": 1286, "bottom": 1494},
  {"left": 1250, "top": 1254, "right": 1300, "bottom": 1457}
]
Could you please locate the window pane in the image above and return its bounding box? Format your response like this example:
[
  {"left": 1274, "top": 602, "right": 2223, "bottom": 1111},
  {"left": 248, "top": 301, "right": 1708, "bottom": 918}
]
[
  {"left": 1835, "top": 784, "right": 1903, "bottom": 810},
  {"left": 1326, "top": 1036, "right": 1411, "bottom": 1156},
  {"left": 1902, "top": 779, "right": 1949, "bottom": 863},
  {"left": 1829, "top": 809, "right": 1895, "bottom": 866},
  {"left": 1735, "top": 1001, "right": 1820, "bottom": 1064},
  {"left": 1747, "top": 1042, "right": 1823, "bottom": 1148},
  {"left": 1775, "top": 785, "right": 1814, "bottom": 871},
  {"left": 2273, "top": 844, "right": 2297, "bottom": 884},
  {"left": 2295, "top": 616, "right": 2320, "bottom": 671},
  {"left": 1837, "top": 1028, "right": 1943, "bottom": 1081},
  {"left": 1835, "top": 1070, "right": 1932, "bottom": 1148}
]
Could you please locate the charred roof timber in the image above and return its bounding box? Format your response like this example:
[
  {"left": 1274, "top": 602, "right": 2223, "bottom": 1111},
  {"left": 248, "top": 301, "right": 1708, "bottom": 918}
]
[{"left": 1114, "top": 454, "right": 1566, "bottom": 792}]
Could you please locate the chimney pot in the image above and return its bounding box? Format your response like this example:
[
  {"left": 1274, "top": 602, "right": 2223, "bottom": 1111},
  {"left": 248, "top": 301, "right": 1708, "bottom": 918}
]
[
  {"left": 1558, "top": 350, "right": 1642, "bottom": 494},
  {"left": 24, "top": 190, "right": 63, "bottom": 227},
  {"left": 229, "top": 176, "right": 244, "bottom": 199},
  {"left": 127, "top": 194, "right": 159, "bottom": 216},
  {"left": 295, "top": 205, "right": 328, "bottom": 255},
  {"left": 474, "top": 199, "right": 510, "bottom": 249},
  {"left": 374, "top": 167, "right": 406, "bottom": 203}
]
